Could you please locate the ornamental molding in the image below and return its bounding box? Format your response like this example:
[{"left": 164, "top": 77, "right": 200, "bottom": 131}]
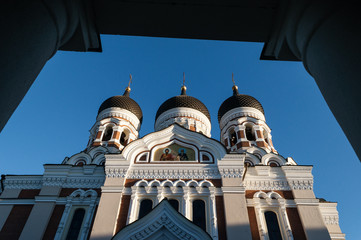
[
  {"left": 105, "top": 168, "right": 128, "bottom": 178},
  {"left": 155, "top": 107, "right": 211, "bottom": 137},
  {"left": 220, "top": 107, "right": 266, "bottom": 129},
  {"left": 96, "top": 107, "right": 140, "bottom": 131},
  {"left": 244, "top": 180, "right": 291, "bottom": 190},
  {"left": 114, "top": 200, "right": 212, "bottom": 240},
  {"left": 62, "top": 177, "right": 105, "bottom": 188},
  {"left": 288, "top": 179, "right": 313, "bottom": 190},
  {"left": 3, "top": 176, "right": 105, "bottom": 189},
  {"left": 3, "top": 178, "right": 43, "bottom": 189},
  {"left": 323, "top": 215, "right": 339, "bottom": 225},
  {"left": 126, "top": 167, "right": 221, "bottom": 179},
  {"left": 218, "top": 168, "right": 243, "bottom": 178}
]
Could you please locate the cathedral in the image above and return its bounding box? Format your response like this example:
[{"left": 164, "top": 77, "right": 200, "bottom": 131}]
[{"left": 0, "top": 78, "right": 345, "bottom": 240}]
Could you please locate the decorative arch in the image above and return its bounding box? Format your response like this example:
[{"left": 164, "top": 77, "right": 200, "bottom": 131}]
[
  {"left": 113, "top": 199, "right": 212, "bottom": 240},
  {"left": 262, "top": 153, "right": 287, "bottom": 166},
  {"left": 121, "top": 124, "right": 227, "bottom": 165},
  {"left": 66, "top": 152, "right": 92, "bottom": 165}
]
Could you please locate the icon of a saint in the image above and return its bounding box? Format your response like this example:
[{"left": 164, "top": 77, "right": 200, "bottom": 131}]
[
  {"left": 177, "top": 148, "right": 189, "bottom": 161},
  {"left": 160, "top": 148, "right": 175, "bottom": 161}
]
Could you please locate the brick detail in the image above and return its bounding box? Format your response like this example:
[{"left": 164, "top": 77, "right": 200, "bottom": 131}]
[
  {"left": 113, "top": 131, "right": 120, "bottom": 140},
  {"left": 245, "top": 190, "right": 294, "bottom": 199},
  {"left": 115, "top": 195, "right": 131, "bottom": 233},
  {"left": 256, "top": 141, "right": 266, "bottom": 147},
  {"left": 256, "top": 130, "right": 263, "bottom": 139},
  {"left": 0, "top": 205, "right": 33, "bottom": 239},
  {"left": 108, "top": 142, "right": 121, "bottom": 148},
  {"left": 92, "top": 142, "right": 101, "bottom": 146},
  {"left": 224, "top": 139, "right": 228, "bottom": 147},
  {"left": 237, "top": 141, "right": 250, "bottom": 148},
  {"left": 189, "top": 125, "right": 196, "bottom": 131},
  {"left": 18, "top": 189, "right": 40, "bottom": 199},
  {"left": 247, "top": 207, "right": 260, "bottom": 240},
  {"left": 286, "top": 208, "right": 307, "bottom": 240},
  {"left": 42, "top": 205, "right": 65, "bottom": 240},
  {"left": 96, "top": 131, "right": 103, "bottom": 139},
  {"left": 215, "top": 196, "right": 227, "bottom": 240}
]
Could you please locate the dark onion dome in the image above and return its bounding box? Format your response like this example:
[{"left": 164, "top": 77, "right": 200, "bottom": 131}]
[
  {"left": 98, "top": 87, "right": 143, "bottom": 123},
  {"left": 155, "top": 86, "right": 211, "bottom": 121},
  {"left": 218, "top": 86, "right": 264, "bottom": 122}
]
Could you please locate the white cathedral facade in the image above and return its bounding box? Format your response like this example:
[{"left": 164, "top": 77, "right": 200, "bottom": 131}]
[{"left": 0, "top": 82, "right": 345, "bottom": 240}]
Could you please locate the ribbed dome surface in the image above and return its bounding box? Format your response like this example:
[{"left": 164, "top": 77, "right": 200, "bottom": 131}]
[
  {"left": 218, "top": 94, "right": 264, "bottom": 122},
  {"left": 98, "top": 95, "right": 143, "bottom": 123},
  {"left": 156, "top": 95, "right": 211, "bottom": 121}
]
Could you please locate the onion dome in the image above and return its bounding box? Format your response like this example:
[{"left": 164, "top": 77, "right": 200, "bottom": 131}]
[
  {"left": 218, "top": 85, "right": 264, "bottom": 122},
  {"left": 155, "top": 86, "right": 211, "bottom": 121},
  {"left": 98, "top": 87, "right": 143, "bottom": 123},
  {"left": 155, "top": 84, "right": 211, "bottom": 137}
]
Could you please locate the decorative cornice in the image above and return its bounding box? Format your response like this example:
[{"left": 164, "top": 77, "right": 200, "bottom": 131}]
[
  {"left": 3, "top": 176, "right": 105, "bottom": 189},
  {"left": 105, "top": 168, "right": 128, "bottom": 178},
  {"left": 323, "top": 215, "right": 339, "bottom": 225},
  {"left": 219, "top": 168, "right": 243, "bottom": 178},
  {"left": 244, "top": 180, "right": 291, "bottom": 190},
  {"left": 126, "top": 167, "right": 221, "bottom": 179},
  {"left": 3, "top": 178, "right": 43, "bottom": 189},
  {"left": 288, "top": 179, "right": 313, "bottom": 190}
]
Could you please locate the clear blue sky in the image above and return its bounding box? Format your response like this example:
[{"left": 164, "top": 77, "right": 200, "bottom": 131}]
[{"left": 1, "top": 35, "right": 360, "bottom": 238}]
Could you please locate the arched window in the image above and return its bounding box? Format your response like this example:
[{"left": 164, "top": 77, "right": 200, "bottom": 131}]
[
  {"left": 228, "top": 128, "right": 237, "bottom": 146},
  {"left": 168, "top": 199, "right": 179, "bottom": 212},
  {"left": 192, "top": 200, "right": 206, "bottom": 231},
  {"left": 264, "top": 211, "right": 282, "bottom": 240},
  {"left": 75, "top": 160, "right": 85, "bottom": 166},
  {"left": 66, "top": 208, "right": 85, "bottom": 240},
  {"left": 138, "top": 199, "right": 153, "bottom": 219},
  {"left": 102, "top": 126, "right": 113, "bottom": 141},
  {"left": 246, "top": 125, "right": 256, "bottom": 141},
  {"left": 120, "top": 129, "right": 130, "bottom": 146}
]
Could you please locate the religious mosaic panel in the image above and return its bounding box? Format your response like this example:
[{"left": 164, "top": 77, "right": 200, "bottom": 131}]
[{"left": 153, "top": 144, "right": 196, "bottom": 161}]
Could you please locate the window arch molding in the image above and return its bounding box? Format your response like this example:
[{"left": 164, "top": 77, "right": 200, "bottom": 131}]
[
  {"left": 127, "top": 179, "right": 218, "bottom": 238},
  {"left": 253, "top": 191, "right": 293, "bottom": 240},
  {"left": 54, "top": 189, "right": 98, "bottom": 240}
]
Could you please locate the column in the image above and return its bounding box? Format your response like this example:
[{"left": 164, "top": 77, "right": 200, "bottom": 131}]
[
  {"left": 283, "top": 166, "right": 330, "bottom": 239},
  {"left": 0, "top": 0, "right": 79, "bottom": 132},
  {"left": 0, "top": 189, "right": 22, "bottom": 231},
  {"left": 19, "top": 186, "right": 61, "bottom": 240},
  {"left": 285, "top": 1, "right": 361, "bottom": 160},
  {"left": 219, "top": 154, "right": 252, "bottom": 239}
]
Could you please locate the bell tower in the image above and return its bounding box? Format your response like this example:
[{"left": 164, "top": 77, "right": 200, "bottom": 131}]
[
  {"left": 88, "top": 76, "right": 143, "bottom": 152},
  {"left": 218, "top": 75, "right": 277, "bottom": 153}
]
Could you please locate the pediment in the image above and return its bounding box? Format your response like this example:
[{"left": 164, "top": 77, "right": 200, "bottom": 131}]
[
  {"left": 121, "top": 124, "right": 227, "bottom": 164},
  {"left": 113, "top": 199, "right": 212, "bottom": 240}
]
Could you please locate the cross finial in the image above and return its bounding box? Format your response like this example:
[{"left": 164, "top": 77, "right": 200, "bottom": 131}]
[
  {"left": 128, "top": 74, "right": 132, "bottom": 89},
  {"left": 123, "top": 74, "right": 132, "bottom": 97},
  {"left": 181, "top": 72, "right": 187, "bottom": 95},
  {"left": 232, "top": 73, "right": 239, "bottom": 95}
]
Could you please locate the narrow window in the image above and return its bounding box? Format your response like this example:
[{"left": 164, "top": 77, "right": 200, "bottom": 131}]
[
  {"left": 265, "top": 211, "right": 283, "bottom": 240},
  {"left": 168, "top": 199, "right": 179, "bottom": 212},
  {"left": 120, "top": 129, "right": 130, "bottom": 146},
  {"left": 66, "top": 208, "right": 85, "bottom": 240},
  {"left": 229, "top": 128, "right": 237, "bottom": 146},
  {"left": 102, "top": 126, "right": 113, "bottom": 141},
  {"left": 138, "top": 199, "right": 153, "bottom": 219},
  {"left": 246, "top": 126, "right": 255, "bottom": 141},
  {"left": 192, "top": 200, "right": 206, "bottom": 231}
]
